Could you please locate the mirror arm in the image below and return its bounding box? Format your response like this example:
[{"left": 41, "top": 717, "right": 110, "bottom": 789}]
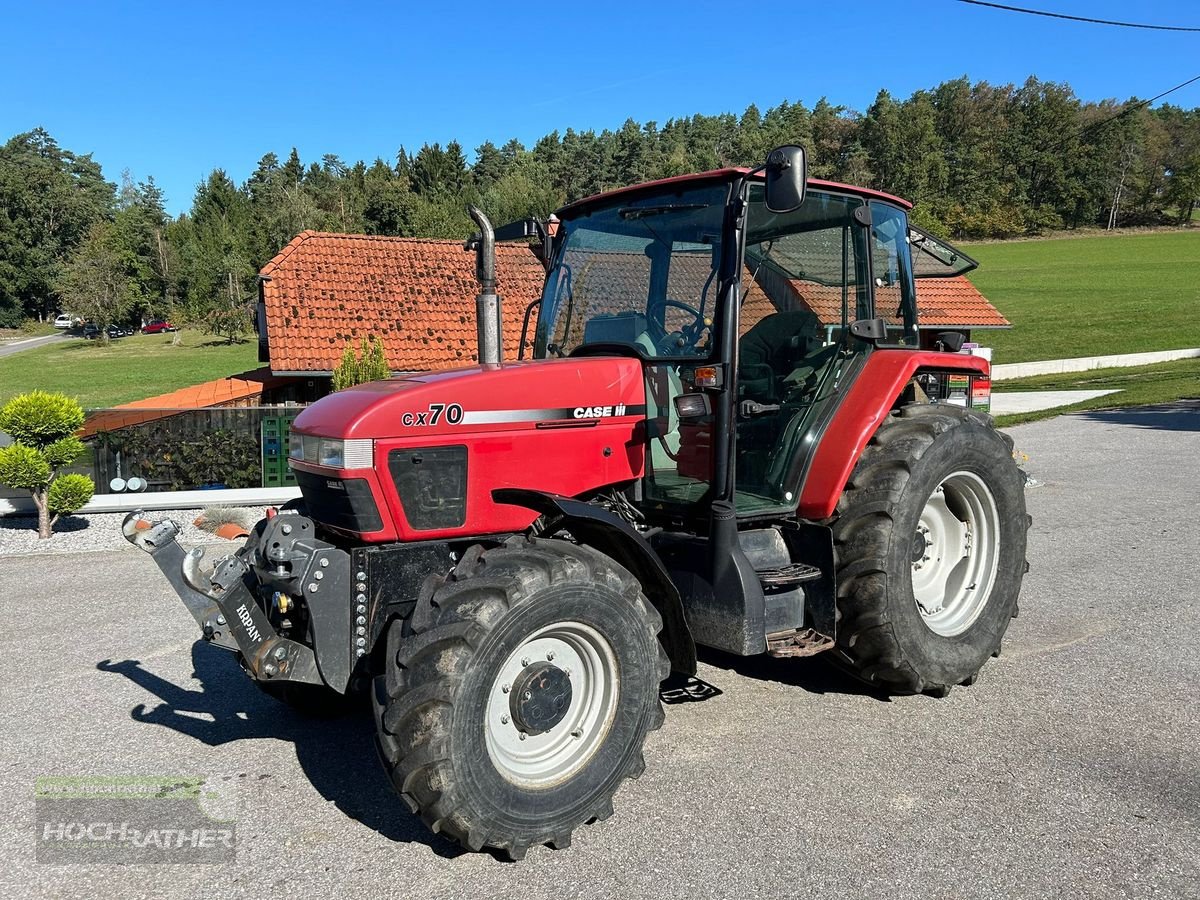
[{"left": 517, "top": 298, "right": 542, "bottom": 360}]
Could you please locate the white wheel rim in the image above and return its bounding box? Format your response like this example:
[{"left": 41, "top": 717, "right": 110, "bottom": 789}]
[
  {"left": 911, "top": 471, "right": 1001, "bottom": 637},
  {"left": 485, "top": 621, "right": 619, "bottom": 788}
]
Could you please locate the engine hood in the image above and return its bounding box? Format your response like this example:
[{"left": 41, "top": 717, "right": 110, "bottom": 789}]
[{"left": 292, "top": 357, "right": 647, "bottom": 440}]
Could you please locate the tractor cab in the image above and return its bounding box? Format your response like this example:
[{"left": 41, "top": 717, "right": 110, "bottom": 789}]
[{"left": 529, "top": 155, "right": 977, "bottom": 526}]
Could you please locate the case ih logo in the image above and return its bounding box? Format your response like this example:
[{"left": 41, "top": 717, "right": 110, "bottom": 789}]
[
  {"left": 573, "top": 404, "right": 628, "bottom": 419},
  {"left": 401, "top": 403, "right": 644, "bottom": 427}
]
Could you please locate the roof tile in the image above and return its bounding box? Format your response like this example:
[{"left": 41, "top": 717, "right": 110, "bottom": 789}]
[{"left": 260, "top": 233, "right": 546, "bottom": 373}]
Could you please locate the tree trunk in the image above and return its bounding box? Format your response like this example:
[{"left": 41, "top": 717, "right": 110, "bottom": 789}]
[{"left": 33, "top": 489, "right": 51, "bottom": 539}]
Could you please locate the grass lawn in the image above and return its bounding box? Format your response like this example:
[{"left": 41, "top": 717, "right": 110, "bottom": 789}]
[
  {"left": 0, "top": 330, "right": 259, "bottom": 409},
  {"left": 966, "top": 230, "right": 1200, "bottom": 364},
  {"left": 994, "top": 358, "right": 1200, "bottom": 427}
]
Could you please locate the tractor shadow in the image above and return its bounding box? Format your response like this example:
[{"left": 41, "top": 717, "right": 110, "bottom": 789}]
[
  {"left": 1077, "top": 400, "right": 1200, "bottom": 433},
  {"left": 694, "top": 647, "right": 894, "bottom": 702},
  {"left": 95, "top": 642, "right": 468, "bottom": 859}
]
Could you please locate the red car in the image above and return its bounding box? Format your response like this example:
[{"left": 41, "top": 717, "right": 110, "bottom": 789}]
[{"left": 141, "top": 320, "right": 177, "bottom": 334}]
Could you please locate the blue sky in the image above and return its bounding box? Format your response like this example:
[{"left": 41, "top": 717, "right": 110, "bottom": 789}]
[{"left": 2, "top": 0, "right": 1197, "bottom": 214}]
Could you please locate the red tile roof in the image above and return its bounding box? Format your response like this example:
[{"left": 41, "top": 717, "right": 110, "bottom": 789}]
[
  {"left": 259, "top": 232, "right": 546, "bottom": 373},
  {"left": 80, "top": 368, "right": 288, "bottom": 437},
  {"left": 744, "top": 268, "right": 1008, "bottom": 331},
  {"left": 913, "top": 277, "right": 1010, "bottom": 328}
]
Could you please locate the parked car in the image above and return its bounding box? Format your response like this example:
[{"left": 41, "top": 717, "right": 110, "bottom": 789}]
[
  {"left": 141, "top": 319, "right": 176, "bottom": 334},
  {"left": 53, "top": 313, "right": 74, "bottom": 329},
  {"left": 81, "top": 323, "right": 130, "bottom": 340}
]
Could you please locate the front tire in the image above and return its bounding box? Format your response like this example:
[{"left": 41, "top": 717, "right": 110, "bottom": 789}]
[
  {"left": 373, "top": 536, "right": 668, "bottom": 858},
  {"left": 832, "top": 404, "right": 1029, "bottom": 694}
]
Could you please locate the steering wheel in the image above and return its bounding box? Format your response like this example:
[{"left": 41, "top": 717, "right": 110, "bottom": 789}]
[{"left": 650, "top": 298, "right": 709, "bottom": 356}]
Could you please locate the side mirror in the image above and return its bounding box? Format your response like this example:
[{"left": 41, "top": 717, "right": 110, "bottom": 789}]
[
  {"left": 764, "top": 145, "right": 807, "bottom": 214},
  {"left": 936, "top": 330, "right": 966, "bottom": 353}
]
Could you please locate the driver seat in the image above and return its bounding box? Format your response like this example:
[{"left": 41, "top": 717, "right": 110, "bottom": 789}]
[{"left": 738, "top": 309, "right": 823, "bottom": 402}]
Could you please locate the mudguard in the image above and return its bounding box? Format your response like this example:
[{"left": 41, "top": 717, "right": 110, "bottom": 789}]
[
  {"left": 797, "top": 350, "right": 990, "bottom": 520},
  {"left": 493, "top": 488, "right": 698, "bottom": 675}
]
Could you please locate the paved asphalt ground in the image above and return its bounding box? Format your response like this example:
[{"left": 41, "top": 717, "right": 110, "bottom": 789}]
[
  {"left": 1, "top": 404, "right": 1197, "bottom": 899},
  {"left": 0, "top": 332, "right": 67, "bottom": 358}
]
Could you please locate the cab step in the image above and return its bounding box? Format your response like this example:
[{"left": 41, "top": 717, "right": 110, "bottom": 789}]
[
  {"left": 755, "top": 562, "right": 821, "bottom": 588},
  {"left": 766, "top": 626, "right": 835, "bottom": 658}
]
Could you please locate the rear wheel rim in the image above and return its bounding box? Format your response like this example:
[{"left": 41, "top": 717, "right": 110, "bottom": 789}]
[
  {"left": 911, "top": 471, "right": 1001, "bottom": 637},
  {"left": 485, "top": 621, "right": 619, "bottom": 788}
]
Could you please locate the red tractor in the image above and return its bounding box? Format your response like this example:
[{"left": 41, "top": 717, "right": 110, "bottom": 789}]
[{"left": 127, "top": 147, "right": 1028, "bottom": 858}]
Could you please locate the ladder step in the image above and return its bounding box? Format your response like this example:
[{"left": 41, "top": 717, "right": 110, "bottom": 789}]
[{"left": 755, "top": 562, "right": 821, "bottom": 587}]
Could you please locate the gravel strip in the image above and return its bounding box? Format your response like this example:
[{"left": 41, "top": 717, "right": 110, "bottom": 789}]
[{"left": 0, "top": 506, "right": 271, "bottom": 557}]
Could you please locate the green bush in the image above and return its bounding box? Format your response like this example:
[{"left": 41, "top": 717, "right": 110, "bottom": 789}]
[
  {"left": 332, "top": 336, "right": 390, "bottom": 390},
  {"left": 0, "top": 444, "right": 52, "bottom": 489},
  {"left": 0, "top": 391, "right": 94, "bottom": 538},
  {"left": 48, "top": 474, "right": 94, "bottom": 516},
  {"left": 0, "top": 390, "right": 85, "bottom": 446}
]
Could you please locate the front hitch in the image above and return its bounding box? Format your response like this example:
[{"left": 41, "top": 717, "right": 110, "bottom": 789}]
[{"left": 122, "top": 510, "right": 323, "bottom": 685}]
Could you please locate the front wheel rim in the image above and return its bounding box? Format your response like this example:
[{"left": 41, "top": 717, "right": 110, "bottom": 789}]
[
  {"left": 485, "top": 621, "right": 620, "bottom": 788},
  {"left": 911, "top": 471, "right": 1001, "bottom": 637}
]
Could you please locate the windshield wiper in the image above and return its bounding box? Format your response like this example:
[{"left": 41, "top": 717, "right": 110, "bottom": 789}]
[{"left": 618, "top": 203, "right": 706, "bottom": 220}]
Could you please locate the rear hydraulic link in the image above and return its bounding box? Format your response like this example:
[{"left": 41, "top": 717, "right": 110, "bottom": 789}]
[{"left": 122, "top": 511, "right": 322, "bottom": 685}]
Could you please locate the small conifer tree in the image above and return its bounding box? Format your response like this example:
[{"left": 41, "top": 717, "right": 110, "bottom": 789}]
[
  {"left": 0, "top": 391, "right": 95, "bottom": 538},
  {"left": 332, "top": 336, "right": 389, "bottom": 390}
]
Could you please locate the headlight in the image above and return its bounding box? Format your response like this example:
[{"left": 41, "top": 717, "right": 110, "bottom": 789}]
[
  {"left": 288, "top": 434, "right": 373, "bottom": 469},
  {"left": 319, "top": 439, "right": 344, "bottom": 468}
]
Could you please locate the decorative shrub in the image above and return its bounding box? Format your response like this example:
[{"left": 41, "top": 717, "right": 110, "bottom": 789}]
[
  {"left": 0, "top": 391, "right": 95, "bottom": 538},
  {"left": 195, "top": 505, "right": 247, "bottom": 534},
  {"left": 332, "top": 336, "right": 389, "bottom": 391}
]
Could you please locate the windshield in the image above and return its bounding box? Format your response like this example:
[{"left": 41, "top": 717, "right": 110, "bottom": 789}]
[{"left": 534, "top": 184, "right": 728, "bottom": 360}]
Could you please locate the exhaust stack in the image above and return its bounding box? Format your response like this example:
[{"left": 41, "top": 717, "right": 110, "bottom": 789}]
[{"left": 467, "top": 205, "right": 501, "bottom": 366}]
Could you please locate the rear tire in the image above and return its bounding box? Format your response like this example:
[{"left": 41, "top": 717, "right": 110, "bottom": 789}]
[
  {"left": 373, "top": 536, "right": 668, "bottom": 859},
  {"left": 831, "top": 404, "right": 1029, "bottom": 694}
]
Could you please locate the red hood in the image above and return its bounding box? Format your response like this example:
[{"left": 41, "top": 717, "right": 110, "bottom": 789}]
[{"left": 292, "top": 357, "right": 647, "bottom": 440}]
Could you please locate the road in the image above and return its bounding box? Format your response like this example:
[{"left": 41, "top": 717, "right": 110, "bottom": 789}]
[
  {"left": 1, "top": 404, "right": 1197, "bottom": 899},
  {"left": 0, "top": 332, "right": 68, "bottom": 358}
]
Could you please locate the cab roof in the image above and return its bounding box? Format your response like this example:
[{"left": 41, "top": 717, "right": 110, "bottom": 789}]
[{"left": 559, "top": 168, "right": 913, "bottom": 216}]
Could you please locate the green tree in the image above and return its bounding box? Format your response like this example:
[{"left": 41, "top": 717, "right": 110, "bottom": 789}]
[
  {"left": 0, "top": 391, "right": 94, "bottom": 539},
  {"left": 171, "top": 170, "right": 255, "bottom": 327},
  {"left": 362, "top": 158, "right": 414, "bottom": 234},
  {"left": 55, "top": 221, "right": 129, "bottom": 336},
  {"left": 113, "top": 172, "right": 173, "bottom": 322},
  {"left": 413, "top": 142, "right": 468, "bottom": 195},
  {"left": 0, "top": 128, "right": 115, "bottom": 325},
  {"left": 332, "top": 336, "right": 389, "bottom": 390},
  {"left": 472, "top": 141, "right": 506, "bottom": 192}
]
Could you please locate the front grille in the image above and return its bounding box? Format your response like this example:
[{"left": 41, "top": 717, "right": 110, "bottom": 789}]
[
  {"left": 294, "top": 470, "right": 383, "bottom": 533},
  {"left": 388, "top": 446, "right": 468, "bottom": 531}
]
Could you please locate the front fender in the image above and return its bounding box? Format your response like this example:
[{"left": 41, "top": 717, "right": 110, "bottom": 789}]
[
  {"left": 797, "top": 350, "right": 990, "bottom": 520},
  {"left": 493, "top": 487, "right": 697, "bottom": 675}
]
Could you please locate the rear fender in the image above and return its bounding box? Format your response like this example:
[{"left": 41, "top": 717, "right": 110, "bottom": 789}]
[
  {"left": 797, "top": 350, "right": 989, "bottom": 520},
  {"left": 493, "top": 487, "right": 698, "bottom": 675}
]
